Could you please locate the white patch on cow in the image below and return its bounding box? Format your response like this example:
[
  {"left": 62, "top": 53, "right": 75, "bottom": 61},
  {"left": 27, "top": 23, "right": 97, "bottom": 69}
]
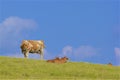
[
  {"left": 24, "top": 40, "right": 28, "bottom": 43},
  {"left": 29, "top": 42, "right": 33, "bottom": 48},
  {"left": 37, "top": 41, "right": 43, "bottom": 44}
]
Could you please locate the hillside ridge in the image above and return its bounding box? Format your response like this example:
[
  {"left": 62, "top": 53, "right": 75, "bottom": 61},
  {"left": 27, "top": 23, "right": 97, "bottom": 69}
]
[{"left": 0, "top": 56, "right": 119, "bottom": 79}]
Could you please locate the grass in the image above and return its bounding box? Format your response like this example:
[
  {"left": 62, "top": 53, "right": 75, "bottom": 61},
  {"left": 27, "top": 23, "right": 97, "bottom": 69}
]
[{"left": 0, "top": 56, "right": 120, "bottom": 80}]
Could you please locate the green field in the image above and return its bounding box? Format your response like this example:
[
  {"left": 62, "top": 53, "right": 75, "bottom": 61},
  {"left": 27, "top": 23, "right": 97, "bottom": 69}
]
[{"left": 0, "top": 56, "right": 120, "bottom": 80}]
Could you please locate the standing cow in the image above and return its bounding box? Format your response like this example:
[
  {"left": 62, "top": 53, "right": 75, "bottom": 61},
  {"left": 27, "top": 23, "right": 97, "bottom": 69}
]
[{"left": 20, "top": 40, "right": 45, "bottom": 60}]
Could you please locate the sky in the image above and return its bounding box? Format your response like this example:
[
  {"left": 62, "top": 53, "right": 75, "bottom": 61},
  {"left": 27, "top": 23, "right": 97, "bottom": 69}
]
[{"left": 0, "top": 0, "right": 119, "bottom": 66}]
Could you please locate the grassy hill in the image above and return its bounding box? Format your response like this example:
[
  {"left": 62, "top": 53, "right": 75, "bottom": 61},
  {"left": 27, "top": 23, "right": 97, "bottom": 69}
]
[{"left": 0, "top": 56, "right": 120, "bottom": 80}]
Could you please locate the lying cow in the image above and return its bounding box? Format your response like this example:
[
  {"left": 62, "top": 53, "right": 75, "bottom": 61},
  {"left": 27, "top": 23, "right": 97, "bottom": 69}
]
[
  {"left": 59, "top": 57, "right": 69, "bottom": 63},
  {"left": 47, "top": 56, "right": 69, "bottom": 64},
  {"left": 20, "top": 40, "right": 45, "bottom": 60},
  {"left": 47, "top": 57, "right": 60, "bottom": 63},
  {"left": 108, "top": 63, "right": 112, "bottom": 66}
]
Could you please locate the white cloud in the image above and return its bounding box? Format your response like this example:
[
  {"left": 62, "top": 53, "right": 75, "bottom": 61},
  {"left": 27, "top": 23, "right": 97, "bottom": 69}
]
[
  {"left": 0, "top": 16, "right": 38, "bottom": 48},
  {"left": 114, "top": 47, "right": 120, "bottom": 65},
  {"left": 74, "top": 45, "right": 97, "bottom": 58},
  {"left": 0, "top": 16, "right": 37, "bottom": 35},
  {"left": 62, "top": 45, "right": 98, "bottom": 59},
  {"left": 62, "top": 45, "right": 73, "bottom": 55}
]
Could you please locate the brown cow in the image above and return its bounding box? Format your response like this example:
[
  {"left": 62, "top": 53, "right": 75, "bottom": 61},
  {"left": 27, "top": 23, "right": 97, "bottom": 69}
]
[
  {"left": 60, "top": 57, "right": 69, "bottom": 63},
  {"left": 47, "top": 57, "right": 60, "bottom": 63},
  {"left": 108, "top": 63, "right": 112, "bottom": 66},
  {"left": 53, "top": 57, "right": 61, "bottom": 63},
  {"left": 20, "top": 40, "right": 45, "bottom": 60},
  {"left": 47, "top": 56, "right": 69, "bottom": 64}
]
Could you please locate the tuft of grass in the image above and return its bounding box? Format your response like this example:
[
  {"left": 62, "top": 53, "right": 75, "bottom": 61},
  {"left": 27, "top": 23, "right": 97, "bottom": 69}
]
[{"left": 0, "top": 56, "right": 120, "bottom": 80}]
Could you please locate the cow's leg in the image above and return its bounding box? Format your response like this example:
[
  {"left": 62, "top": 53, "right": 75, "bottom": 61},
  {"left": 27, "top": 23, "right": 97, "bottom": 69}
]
[
  {"left": 40, "top": 53, "right": 44, "bottom": 60},
  {"left": 24, "top": 51, "right": 29, "bottom": 58},
  {"left": 40, "top": 49, "right": 44, "bottom": 60}
]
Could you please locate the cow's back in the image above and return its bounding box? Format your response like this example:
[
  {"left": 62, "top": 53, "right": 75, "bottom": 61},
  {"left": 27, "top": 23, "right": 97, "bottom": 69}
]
[{"left": 28, "top": 40, "right": 40, "bottom": 49}]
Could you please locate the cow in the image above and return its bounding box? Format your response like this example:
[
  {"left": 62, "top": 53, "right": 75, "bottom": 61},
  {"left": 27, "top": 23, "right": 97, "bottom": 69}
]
[
  {"left": 20, "top": 40, "right": 45, "bottom": 60},
  {"left": 60, "top": 57, "right": 69, "bottom": 63},
  {"left": 108, "top": 63, "right": 112, "bottom": 66},
  {"left": 47, "top": 57, "right": 60, "bottom": 63},
  {"left": 47, "top": 56, "right": 69, "bottom": 64}
]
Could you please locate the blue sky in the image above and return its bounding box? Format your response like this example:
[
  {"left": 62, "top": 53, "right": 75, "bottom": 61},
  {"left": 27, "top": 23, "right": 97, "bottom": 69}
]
[{"left": 0, "top": 0, "right": 119, "bottom": 65}]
